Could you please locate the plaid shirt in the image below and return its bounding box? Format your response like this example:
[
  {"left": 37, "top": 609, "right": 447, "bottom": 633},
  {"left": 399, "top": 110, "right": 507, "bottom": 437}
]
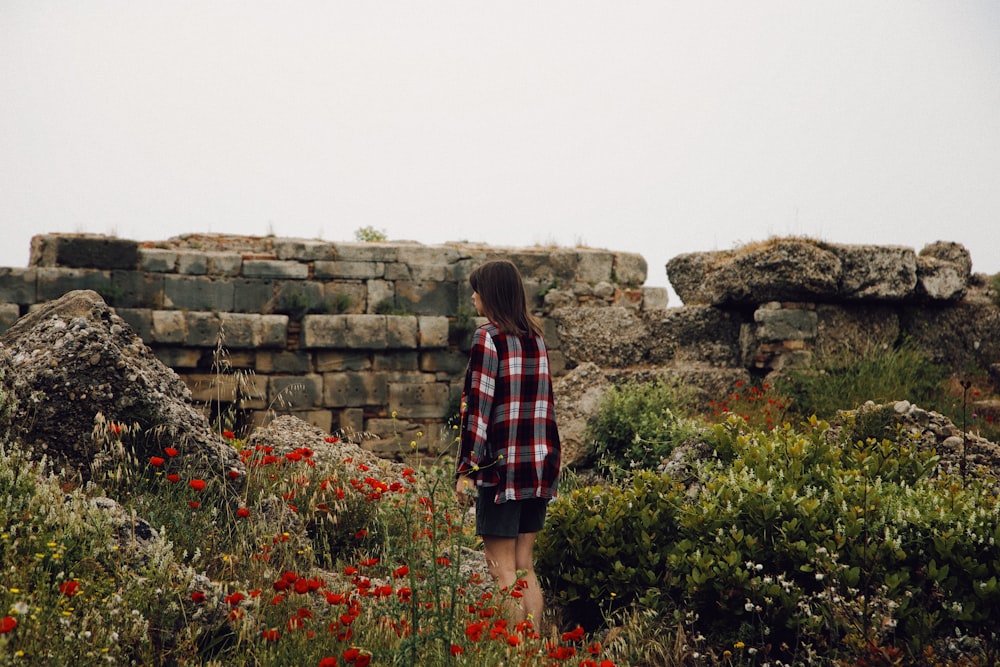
[{"left": 457, "top": 323, "right": 561, "bottom": 503}]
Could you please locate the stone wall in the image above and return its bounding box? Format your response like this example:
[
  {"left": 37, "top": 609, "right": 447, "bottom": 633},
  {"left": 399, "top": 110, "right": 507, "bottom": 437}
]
[{"left": 0, "top": 234, "right": 665, "bottom": 456}]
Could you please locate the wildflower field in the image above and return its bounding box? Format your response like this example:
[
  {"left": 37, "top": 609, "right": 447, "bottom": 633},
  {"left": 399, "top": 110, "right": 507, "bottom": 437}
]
[{"left": 2, "top": 339, "right": 1000, "bottom": 666}]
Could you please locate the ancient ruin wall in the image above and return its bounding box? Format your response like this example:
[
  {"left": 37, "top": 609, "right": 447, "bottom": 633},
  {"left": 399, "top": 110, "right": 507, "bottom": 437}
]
[{"left": 0, "top": 234, "right": 664, "bottom": 454}]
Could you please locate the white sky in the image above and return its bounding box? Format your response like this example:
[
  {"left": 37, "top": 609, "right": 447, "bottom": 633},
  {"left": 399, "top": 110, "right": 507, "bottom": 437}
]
[{"left": 2, "top": 1, "right": 999, "bottom": 303}]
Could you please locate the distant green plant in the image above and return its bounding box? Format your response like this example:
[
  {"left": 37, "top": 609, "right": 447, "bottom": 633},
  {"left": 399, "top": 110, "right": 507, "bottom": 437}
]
[
  {"left": 373, "top": 298, "right": 412, "bottom": 316},
  {"left": 275, "top": 289, "right": 351, "bottom": 320},
  {"left": 776, "top": 341, "right": 946, "bottom": 421},
  {"left": 990, "top": 273, "right": 1000, "bottom": 307},
  {"left": 354, "top": 226, "right": 387, "bottom": 242},
  {"left": 586, "top": 379, "right": 701, "bottom": 477}
]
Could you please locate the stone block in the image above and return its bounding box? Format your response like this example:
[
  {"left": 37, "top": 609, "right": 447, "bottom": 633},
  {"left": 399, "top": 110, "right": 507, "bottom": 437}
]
[
  {"left": 418, "top": 316, "right": 450, "bottom": 348},
  {"left": 234, "top": 279, "right": 276, "bottom": 313},
  {"left": 36, "top": 268, "right": 111, "bottom": 301},
  {"left": 220, "top": 313, "right": 288, "bottom": 348},
  {"left": 153, "top": 347, "right": 204, "bottom": 368},
  {"left": 386, "top": 315, "right": 418, "bottom": 347},
  {"left": 384, "top": 262, "right": 411, "bottom": 280},
  {"left": 206, "top": 252, "right": 243, "bottom": 276},
  {"left": 275, "top": 239, "right": 335, "bottom": 261},
  {"left": 255, "top": 350, "right": 313, "bottom": 374},
  {"left": 313, "top": 260, "right": 385, "bottom": 279},
  {"left": 331, "top": 242, "right": 399, "bottom": 262},
  {"left": 315, "top": 351, "right": 371, "bottom": 372},
  {"left": 163, "top": 275, "right": 235, "bottom": 311},
  {"left": 152, "top": 310, "right": 188, "bottom": 343},
  {"left": 269, "top": 374, "right": 324, "bottom": 408},
  {"left": 30, "top": 234, "right": 139, "bottom": 270},
  {"left": 419, "top": 350, "right": 468, "bottom": 374},
  {"left": 324, "top": 282, "right": 366, "bottom": 314},
  {"left": 614, "top": 253, "right": 647, "bottom": 286},
  {"left": 138, "top": 248, "right": 177, "bottom": 272},
  {"left": 110, "top": 270, "right": 164, "bottom": 308},
  {"left": 176, "top": 251, "right": 209, "bottom": 275},
  {"left": 113, "top": 308, "right": 152, "bottom": 341},
  {"left": 273, "top": 281, "right": 327, "bottom": 317},
  {"left": 374, "top": 351, "right": 419, "bottom": 371},
  {"left": 242, "top": 259, "right": 309, "bottom": 279},
  {"left": 337, "top": 408, "right": 365, "bottom": 434},
  {"left": 576, "top": 250, "right": 615, "bottom": 284},
  {"left": 641, "top": 286, "right": 669, "bottom": 310},
  {"left": 0, "top": 268, "right": 36, "bottom": 304},
  {"left": 301, "top": 315, "right": 348, "bottom": 348},
  {"left": 184, "top": 311, "right": 223, "bottom": 347},
  {"left": 344, "top": 315, "right": 388, "bottom": 348},
  {"left": 916, "top": 255, "right": 967, "bottom": 301},
  {"left": 291, "top": 409, "right": 333, "bottom": 432},
  {"left": 388, "top": 381, "right": 450, "bottom": 419},
  {"left": 395, "top": 280, "right": 458, "bottom": 316},
  {"left": 753, "top": 304, "right": 818, "bottom": 341},
  {"left": 396, "top": 245, "right": 462, "bottom": 267},
  {"left": 323, "top": 372, "right": 388, "bottom": 407},
  {"left": 366, "top": 280, "right": 395, "bottom": 313},
  {"left": 180, "top": 372, "right": 268, "bottom": 403},
  {"left": 644, "top": 305, "right": 743, "bottom": 366},
  {"left": 0, "top": 303, "right": 21, "bottom": 334}
]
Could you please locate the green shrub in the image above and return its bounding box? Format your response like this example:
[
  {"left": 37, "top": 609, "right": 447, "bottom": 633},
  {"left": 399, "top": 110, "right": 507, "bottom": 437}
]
[
  {"left": 539, "top": 415, "right": 1000, "bottom": 663},
  {"left": 354, "top": 225, "right": 387, "bottom": 242},
  {"left": 586, "top": 379, "right": 701, "bottom": 477}
]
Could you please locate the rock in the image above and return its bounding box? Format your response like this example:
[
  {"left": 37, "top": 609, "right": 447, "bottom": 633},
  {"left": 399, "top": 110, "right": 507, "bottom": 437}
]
[
  {"left": 0, "top": 289, "right": 243, "bottom": 481},
  {"left": 832, "top": 244, "right": 917, "bottom": 300},
  {"left": 554, "top": 306, "right": 650, "bottom": 367},
  {"left": 666, "top": 239, "right": 842, "bottom": 305},
  {"left": 553, "top": 362, "right": 612, "bottom": 468},
  {"left": 915, "top": 241, "right": 971, "bottom": 302}
]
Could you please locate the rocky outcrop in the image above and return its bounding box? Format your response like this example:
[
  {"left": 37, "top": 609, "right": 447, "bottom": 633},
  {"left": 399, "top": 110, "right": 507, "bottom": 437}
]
[
  {"left": 666, "top": 239, "right": 971, "bottom": 306},
  {"left": 0, "top": 289, "right": 243, "bottom": 481},
  {"left": 552, "top": 362, "right": 612, "bottom": 468}
]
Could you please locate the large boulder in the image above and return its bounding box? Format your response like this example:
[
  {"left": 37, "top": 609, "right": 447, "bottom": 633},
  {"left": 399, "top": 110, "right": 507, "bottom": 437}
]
[
  {"left": 0, "top": 289, "right": 243, "bottom": 481},
  {"left": 916, "top": 241, "right": 972, "bottom": 301},
  {"left": 553, "top": 362, "right": 612, "bottom": 468},
  {"left": 554, "top": 306, "right": 651, "bottom": 367}
]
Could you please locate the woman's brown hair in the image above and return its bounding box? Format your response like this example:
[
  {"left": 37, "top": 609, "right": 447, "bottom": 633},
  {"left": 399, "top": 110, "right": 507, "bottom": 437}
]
[{"left": 468, "top": 260, "right": 542, "bottom": 337}]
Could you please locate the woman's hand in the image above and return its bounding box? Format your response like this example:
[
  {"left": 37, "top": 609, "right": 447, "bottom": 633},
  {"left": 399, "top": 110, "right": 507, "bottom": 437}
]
[{"left": 455, "top": 473, "right": 475, "bottom": 504}]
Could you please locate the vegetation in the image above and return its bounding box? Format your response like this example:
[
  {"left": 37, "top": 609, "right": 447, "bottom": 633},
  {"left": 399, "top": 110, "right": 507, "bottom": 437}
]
[
  {"left": 354, "top": 226, "right": 388, "bottom": 243},
  {"left": 2, "top": 335, "right": 999, "bottom": 665}
]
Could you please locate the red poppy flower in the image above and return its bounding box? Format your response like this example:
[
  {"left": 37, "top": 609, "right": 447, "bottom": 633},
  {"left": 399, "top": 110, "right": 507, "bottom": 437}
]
[
  {"left": 60, "top": 580, "right": 80, "bottom": 597},
  {"left": 188, "top": 501, "right": 201, "bottom": 509},
  {"left": 0, "top": 616, "right": 17, "bottom": 634},
  {"left": 319, "top": 658, "right": 338, "bottom": 667},
  {"left": 223, "top": 430, "right": 236, "bottom": 439},
  {"left": 354, "top": 529, "right": 367, "bottom": 540},
  {"left": 236, "top": 507, "right": 250, "bottom": 518},
  {"left": 393, "top": 565, "right": 409, "bottom": 578},
  {"left": 228, "top": 469, "right": 240, "bottom": 479},
  {"left": 167, "top": 473, "right": 180, "bottom": 483},
  {"left": 325, "top": 435, "right": 339, "bottom": 443},
  {"left": 436, "top": 556, "right": 451, "bottom": 567},
  {"left": 225, "top": 592, "right": 245, "bottom": 606},
  {"left": 189, "top": 479, "right": 206, "bottom": 491},
  {"left": 449, "top": 644, "right": 464, "bottom": 656},
  {"left": 562, "top": 625, "right": 586, "bottom": 642},
  {"left": 149, "top": 456, "right": 165, "bottom": 467},
  {"left": 164, "top": 447, "right": 178, "bottom": 457},
  {"left": 191, "top": 590, "right": 206, "bottom": 603},
  {"left": 261, "top": 628, "right": 280, "bottom": 641},
  {"left": 342, "top": 648, "right": 359, "bottom": 661}
]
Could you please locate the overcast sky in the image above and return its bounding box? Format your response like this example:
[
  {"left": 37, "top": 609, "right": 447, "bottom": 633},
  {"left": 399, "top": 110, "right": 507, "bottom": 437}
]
[{"left": 2, "top": 1, "right": 998, "bottom": 303}]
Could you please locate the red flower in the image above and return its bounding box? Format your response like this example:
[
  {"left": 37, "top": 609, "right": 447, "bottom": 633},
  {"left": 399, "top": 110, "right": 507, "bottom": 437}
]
[
  {"left": 562, "top": 625, "right": 586, "bottom": 642},
  {"left": 354, "top": 529, "right": 367, "bottom": 540},
  {"left": 449, "top": 644, "right": 464, "bottom": 656},
  {"left": 167, "top": 473, "right": 180, "bottom": 483},
  {"left": 223, "top": 430, "right": 236, "bottom": 439},
  {"left": 164, "top": 447, "right": 179, "bottom": 457},
  {"left": 319, "top": 658, "right": 338, "bottom": 667},
  {"left": 225, "top": 592, "right": 245, "bottom": 606},
  {"left": 149, "top": 456, "right": 165, "bottom": 467},
  {"left": 59, "top": 580, "right": 80, "bottom": 597},
  {"left": 436, "top": 556, "right": 451, "bottom": 567},
  {"left": 188, "top": 501, "right": 201, "bottom": 509},
  {"left": 0, "top": 616, "right": 17, "bottom": 634},
  {"left": 325, "top": 436, "right": 339, "bottom": 443},
  {"left": 191, "top": 590, "right": 206, "bottom": 603},
  {"left": 237, "top": 507, "right": 250, "bottom": 518},
  {"left": 261, "top": 628, "right": 280, "bottom": 641},
  {"left": 189, "top": 479, "right": 206, "bottom": 491},
  {"left": 228, "top": 469, "right": 240, "bottom": 479},
  {"left": 393, "top": 565, "right": 409, "bottom": 578}
]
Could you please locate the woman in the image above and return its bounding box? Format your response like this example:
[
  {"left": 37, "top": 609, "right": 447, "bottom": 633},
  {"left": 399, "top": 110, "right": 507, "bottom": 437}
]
[{"left": 455, "top": 259, "right": 561, "bottom": 626}]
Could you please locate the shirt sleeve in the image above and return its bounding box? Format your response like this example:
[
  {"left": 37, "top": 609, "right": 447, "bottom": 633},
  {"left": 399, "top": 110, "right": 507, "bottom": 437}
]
[{"left": 457, "top": 326, "right": 499, "bottom": 478}]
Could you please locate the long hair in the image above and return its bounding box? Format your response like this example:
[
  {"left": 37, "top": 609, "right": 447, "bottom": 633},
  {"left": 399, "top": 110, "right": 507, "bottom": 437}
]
[{"left": 468, "top": 259, "right": 542, "bottom": 337}]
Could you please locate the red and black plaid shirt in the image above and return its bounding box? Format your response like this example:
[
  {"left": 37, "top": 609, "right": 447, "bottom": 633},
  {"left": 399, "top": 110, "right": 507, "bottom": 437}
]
[{"left": 457, "top": 322, "right": 561, "bottom": 503}]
